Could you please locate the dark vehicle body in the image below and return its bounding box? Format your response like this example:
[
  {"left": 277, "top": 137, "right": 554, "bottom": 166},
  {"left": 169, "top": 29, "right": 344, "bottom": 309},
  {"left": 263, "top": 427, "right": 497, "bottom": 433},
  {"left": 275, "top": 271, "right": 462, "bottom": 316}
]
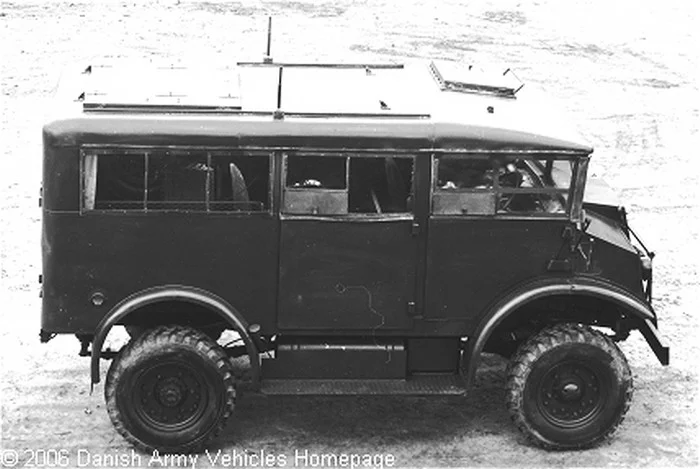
[{"left": 40, "top": 60, "right": 668, "bottom": 451}]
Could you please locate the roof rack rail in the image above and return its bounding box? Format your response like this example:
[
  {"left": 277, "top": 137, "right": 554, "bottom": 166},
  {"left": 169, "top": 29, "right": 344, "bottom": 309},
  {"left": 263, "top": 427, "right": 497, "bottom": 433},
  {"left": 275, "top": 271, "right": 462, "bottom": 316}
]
[
  {"left": 237, "top": 62, "right": 404, "bottom": 69},
  {"left": 81, "top": 103, "right": 243, "bottom": 113},
  {"left": 81, "top": 104, "right": 429, "bottom": 119},
  {"left": 286, "top": 111, "right": 429, "bottom": 119},
  {"left": 429, "top": 61, "right": 523, "bottom": 98}
]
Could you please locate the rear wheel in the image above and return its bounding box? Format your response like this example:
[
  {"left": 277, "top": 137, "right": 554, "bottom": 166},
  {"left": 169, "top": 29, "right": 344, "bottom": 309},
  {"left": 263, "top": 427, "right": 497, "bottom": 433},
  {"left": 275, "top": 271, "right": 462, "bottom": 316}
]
[
  {"left": 105, "top": 325, "right": 236, "bottom": 453},
  {"left": 506, "top": 323, "right": 632, "bottom": 449}
]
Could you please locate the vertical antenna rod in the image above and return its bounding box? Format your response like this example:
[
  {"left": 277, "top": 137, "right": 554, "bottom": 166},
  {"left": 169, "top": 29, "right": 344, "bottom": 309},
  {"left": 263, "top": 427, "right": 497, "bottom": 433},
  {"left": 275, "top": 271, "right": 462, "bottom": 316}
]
[
  {"left": 277, "top": 66, "right": 283, "bottom": 108},
  {"left": 264, "top": 17, "right": 273, "bottom": 64},
  {"left": 273, "top": 66, "right": 284, "bottom": 120}
]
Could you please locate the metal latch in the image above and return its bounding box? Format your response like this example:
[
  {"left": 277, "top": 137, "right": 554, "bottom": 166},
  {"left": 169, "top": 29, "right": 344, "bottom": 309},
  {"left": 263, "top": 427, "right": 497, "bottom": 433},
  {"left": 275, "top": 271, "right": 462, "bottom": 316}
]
[
  {"left": 407, "top": 301, "right": 420, "bottom": 318},
  {"left": 411, "top": 222, "right": 420, "bottom": 236}
]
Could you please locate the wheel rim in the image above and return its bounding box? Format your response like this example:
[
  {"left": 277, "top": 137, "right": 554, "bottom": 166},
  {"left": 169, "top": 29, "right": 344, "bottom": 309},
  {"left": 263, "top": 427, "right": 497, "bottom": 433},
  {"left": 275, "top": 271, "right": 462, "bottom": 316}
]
[
  {"left": 536, "top": 360, "right": 607, "bottom": 429},
  {"left": 131, "top": 360, "right": 209, "bottom": 432}
]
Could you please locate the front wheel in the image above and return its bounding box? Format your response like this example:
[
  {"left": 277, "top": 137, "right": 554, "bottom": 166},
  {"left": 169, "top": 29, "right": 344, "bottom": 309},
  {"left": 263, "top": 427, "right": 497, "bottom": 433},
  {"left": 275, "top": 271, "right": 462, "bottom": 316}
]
[
  {"left": 105, "top": 325, "right": 236, "bottom": 453},
  {"left": 506, "top": 323, "right": 632, "bottom": 450}
]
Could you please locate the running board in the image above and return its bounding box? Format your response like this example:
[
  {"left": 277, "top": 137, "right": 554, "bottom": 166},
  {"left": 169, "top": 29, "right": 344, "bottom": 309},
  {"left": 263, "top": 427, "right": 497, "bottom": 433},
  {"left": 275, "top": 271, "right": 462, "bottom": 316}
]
[{"left": 260, "top": 375, "right": 467, "bottom": 396}]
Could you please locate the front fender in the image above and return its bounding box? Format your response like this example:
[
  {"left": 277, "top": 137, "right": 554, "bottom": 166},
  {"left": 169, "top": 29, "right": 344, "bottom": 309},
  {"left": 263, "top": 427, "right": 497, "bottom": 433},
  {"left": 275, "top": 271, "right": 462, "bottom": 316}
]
[
  {"left": 463, "top": 276, "right": 664, "bottom": 387},
  {"left": 90, "top": 285, "right": 260, "bottom": 389}
]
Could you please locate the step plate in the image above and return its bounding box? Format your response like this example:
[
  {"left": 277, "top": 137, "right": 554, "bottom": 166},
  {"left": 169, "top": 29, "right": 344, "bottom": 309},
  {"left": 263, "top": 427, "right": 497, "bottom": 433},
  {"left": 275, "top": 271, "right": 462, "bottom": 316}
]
[{"left": 260, "top": 375, "right": 467, "bottom": 396}]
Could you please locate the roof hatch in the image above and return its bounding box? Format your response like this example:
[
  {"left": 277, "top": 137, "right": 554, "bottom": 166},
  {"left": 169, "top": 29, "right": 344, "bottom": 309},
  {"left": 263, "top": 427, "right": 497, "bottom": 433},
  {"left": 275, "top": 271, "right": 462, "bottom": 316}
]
[{"left": 429, "top": 60, "right": 524, "bottom": 98}]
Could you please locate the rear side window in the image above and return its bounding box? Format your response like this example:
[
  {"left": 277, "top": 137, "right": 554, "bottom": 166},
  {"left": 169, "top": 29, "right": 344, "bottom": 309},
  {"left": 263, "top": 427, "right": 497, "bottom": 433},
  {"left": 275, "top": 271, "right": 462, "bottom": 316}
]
[
  {"left": 82, "top": 149, "right": 270, "bottom": 212},
  {"left": 432, "top": 155, "right": 574, "bottom": 216}
]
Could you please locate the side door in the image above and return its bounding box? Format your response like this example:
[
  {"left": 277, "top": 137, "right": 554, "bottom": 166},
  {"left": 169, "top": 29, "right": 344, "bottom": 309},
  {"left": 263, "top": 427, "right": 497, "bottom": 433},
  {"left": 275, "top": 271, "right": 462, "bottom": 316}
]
[
  {"left": 277, "top": 151, "right": 418, "bottom": 331},
  {"left": 425, "top": 153, "right": 577, "bottom": 326}
]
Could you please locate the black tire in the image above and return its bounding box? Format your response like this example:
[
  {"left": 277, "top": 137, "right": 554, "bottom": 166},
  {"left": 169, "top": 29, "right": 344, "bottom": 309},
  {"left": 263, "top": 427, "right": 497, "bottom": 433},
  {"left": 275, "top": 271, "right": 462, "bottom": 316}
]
[
  {"left": 105, "top": 325, "right": 236, "bottom": 453},
  {"left": 506, "top": 323, "right": 632, "bottom": 450}
]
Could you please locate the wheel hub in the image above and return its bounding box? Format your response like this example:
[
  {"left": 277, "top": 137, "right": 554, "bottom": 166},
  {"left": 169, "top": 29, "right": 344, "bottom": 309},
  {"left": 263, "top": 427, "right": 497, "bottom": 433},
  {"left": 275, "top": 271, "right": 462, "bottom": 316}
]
[
  {"left": 558, "top": 378, "right": 583, "bottom": 401},
  {"left": 538, "top": 362, "right": 603, "bottom": 425},
  {"left": 156, "top": 378, "right": 185, "bottom": 407},
  {"left": 133, "top": 362, "right": 207, "bottom": 428}
]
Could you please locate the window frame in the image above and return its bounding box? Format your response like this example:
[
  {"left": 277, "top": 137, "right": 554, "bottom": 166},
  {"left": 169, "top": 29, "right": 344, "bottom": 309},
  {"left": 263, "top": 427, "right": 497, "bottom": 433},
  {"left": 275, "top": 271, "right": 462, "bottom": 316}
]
[
  {"left": 431, "top": 153, "right": 579, "bottom": 219},
  {"left": 80, "top": 146, "right": 274, "bottom": 215},
  {"left": 280, "top": 151, "right": 416, "bottom": 219}
]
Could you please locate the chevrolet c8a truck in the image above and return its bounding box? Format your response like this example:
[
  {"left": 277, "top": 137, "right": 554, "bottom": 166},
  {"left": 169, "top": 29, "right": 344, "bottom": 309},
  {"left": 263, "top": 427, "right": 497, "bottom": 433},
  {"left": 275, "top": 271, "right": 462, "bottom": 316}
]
[{"left": 40, "top": 58, "right": 669, "bottom": 453}]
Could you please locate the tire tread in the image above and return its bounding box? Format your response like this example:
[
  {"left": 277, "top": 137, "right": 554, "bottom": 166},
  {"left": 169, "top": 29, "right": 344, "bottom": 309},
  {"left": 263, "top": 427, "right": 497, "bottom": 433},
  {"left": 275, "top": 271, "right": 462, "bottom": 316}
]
[
  {"left": 104, "top": 325, "right": 236, "bottom": 453},
  {"left": 505, "top": 323, "right": 633, "bottom": 450}
]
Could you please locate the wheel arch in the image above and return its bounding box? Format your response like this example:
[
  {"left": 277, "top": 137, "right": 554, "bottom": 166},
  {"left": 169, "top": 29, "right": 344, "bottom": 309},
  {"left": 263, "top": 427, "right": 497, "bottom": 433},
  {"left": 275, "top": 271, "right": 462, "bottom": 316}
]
[
  {"left": 91, "top": 285, "right": 260, "bottom": 388},
  {"left": 463, "top": 276, "right": 655, "bottom": 387}
]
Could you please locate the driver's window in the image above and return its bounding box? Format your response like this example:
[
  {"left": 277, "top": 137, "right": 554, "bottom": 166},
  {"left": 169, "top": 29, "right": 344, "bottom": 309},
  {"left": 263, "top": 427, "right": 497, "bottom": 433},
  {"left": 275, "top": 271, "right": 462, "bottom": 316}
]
[
  {"left": 433, "top": 155, "right": 496, "bottom": 215},
  {"left": 495, "top": 158, "right": 572, "bottom": 214},
  {"left": 432, "top": 154, "right": 573, "bottom": 216},
  {"left": 437, "top": 157, "right": 493, "bottom": 190}
]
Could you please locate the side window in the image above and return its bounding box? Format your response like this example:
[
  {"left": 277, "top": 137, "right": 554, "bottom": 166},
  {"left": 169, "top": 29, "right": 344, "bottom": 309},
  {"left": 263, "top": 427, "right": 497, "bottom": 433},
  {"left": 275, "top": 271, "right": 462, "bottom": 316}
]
[
  {"left": 433, "top": 156, "right": 495, "bottom": 215},
  {"left": 85, "top": 152, "right": 146, "bottom": 210},
  {"left": 284, "top": 154, "right": 349, "bottom": 215},
  {"left": 497, "top": 158, "right": 571, "bottom": 214},
  {"left": 437, "top": 157, "right": 493, "bottom": 190},
  {"left": 282, "top": 153, "right": 414, "bottom": 216},
  {"left": 349, "top": 156, "right": 413, "bottom": 214},
  {"left": 83, "top": 149, "right": 270, "bottom": 212},
  {"left": 432, "top": 155, "right": 573, "bottom": 216},
  {"left": 147, "top": 151, "right": 209, "bottom": 210},
  {"left": 209, "top": 152, "right": 270, "bottom": 212}
]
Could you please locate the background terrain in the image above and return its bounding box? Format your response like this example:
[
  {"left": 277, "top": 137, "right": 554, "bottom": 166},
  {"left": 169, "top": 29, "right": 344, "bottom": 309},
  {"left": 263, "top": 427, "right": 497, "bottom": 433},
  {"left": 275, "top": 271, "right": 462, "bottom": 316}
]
[{"left": 1, "top": 0, "right": 698, "bottom": 467}]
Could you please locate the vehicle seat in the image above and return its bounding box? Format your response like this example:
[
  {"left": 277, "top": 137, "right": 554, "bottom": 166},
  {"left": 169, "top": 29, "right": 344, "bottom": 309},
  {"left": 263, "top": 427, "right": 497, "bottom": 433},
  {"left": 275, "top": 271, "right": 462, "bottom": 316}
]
[{"left": 230, "top": 163, "right": 250, "bottom": 207}]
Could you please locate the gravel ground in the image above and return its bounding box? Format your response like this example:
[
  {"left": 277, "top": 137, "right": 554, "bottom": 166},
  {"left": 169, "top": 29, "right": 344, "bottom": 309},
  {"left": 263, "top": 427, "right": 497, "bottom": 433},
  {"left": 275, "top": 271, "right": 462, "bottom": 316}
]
[{"left": 1, "top": 0, "right": 698, "bottom": 467}]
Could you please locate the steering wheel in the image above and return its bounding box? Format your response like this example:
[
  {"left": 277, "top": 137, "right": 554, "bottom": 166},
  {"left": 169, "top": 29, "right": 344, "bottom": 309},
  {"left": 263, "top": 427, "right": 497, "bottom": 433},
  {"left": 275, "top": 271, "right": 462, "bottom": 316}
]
[{"left": 498, "top": 170, "right": 522, "bottom": 212}]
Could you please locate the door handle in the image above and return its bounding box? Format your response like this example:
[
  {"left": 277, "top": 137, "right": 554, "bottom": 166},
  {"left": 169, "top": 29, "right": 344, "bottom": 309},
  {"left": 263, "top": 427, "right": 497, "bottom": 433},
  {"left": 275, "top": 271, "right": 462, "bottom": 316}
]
[{"left": 411, "top": 222, "right": 420, "bottom": 236}]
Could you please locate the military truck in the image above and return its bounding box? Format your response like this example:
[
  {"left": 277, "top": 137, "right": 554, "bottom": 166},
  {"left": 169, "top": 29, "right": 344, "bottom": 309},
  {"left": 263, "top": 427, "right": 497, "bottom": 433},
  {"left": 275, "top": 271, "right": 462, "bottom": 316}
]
[{"left": 40, "top": 56, "right": 669, "bottom": 453}]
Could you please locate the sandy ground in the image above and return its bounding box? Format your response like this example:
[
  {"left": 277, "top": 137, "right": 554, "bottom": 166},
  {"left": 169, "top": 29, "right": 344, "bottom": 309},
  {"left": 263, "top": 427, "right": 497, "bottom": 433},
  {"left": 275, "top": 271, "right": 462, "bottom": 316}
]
[{"left": 1, "top": 0, "right": 699, "bottom": 467}]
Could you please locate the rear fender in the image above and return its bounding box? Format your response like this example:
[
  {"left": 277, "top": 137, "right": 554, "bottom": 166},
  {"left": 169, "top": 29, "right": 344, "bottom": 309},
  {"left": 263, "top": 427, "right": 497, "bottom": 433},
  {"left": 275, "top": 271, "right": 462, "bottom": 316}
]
[{"left": 90, "top": 285, "right": 260, "bottom": 389}]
